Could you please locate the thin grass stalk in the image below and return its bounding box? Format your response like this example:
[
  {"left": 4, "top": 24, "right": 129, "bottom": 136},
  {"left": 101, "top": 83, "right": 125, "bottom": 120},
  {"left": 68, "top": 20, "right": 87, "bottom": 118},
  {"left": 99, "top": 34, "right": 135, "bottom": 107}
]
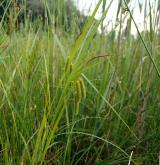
[
  {"left": 124, "top": 0, "right": 160, "bottom": 78},
  {"left": 82, "top": 73, "right": 138, "bottom": 140}
]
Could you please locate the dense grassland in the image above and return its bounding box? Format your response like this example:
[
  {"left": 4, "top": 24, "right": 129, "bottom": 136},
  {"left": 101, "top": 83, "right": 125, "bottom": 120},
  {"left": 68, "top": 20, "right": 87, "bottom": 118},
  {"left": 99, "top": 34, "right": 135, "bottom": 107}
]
[{"left": 0, "top": 0, "right": 160, "bottom": 164}]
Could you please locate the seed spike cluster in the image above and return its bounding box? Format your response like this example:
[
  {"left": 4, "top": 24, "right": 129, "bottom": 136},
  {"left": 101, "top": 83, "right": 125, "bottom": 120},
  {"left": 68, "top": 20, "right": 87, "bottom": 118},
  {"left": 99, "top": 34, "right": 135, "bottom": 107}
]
[
  {"left": 79, "top": 78, "right": 86, "bottom": 99},
  {"left": 76, "top": 80, "right": 82, "bottom": 102},
  {"left": 75, "top": 77, "right": 86, "bottom": 115}
]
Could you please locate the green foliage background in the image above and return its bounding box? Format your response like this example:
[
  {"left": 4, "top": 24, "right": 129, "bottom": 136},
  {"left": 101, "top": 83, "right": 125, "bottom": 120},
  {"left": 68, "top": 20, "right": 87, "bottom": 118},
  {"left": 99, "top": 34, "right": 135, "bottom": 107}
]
[{"left": 0, "top": 0, "right": 160, "bottom": 164}]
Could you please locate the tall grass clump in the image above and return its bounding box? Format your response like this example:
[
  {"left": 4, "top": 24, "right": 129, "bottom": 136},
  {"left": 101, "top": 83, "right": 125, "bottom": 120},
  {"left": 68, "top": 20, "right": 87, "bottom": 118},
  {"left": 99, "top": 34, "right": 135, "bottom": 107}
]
[{"left": 0, "top": 0, "right": 160, "bottom": 164}]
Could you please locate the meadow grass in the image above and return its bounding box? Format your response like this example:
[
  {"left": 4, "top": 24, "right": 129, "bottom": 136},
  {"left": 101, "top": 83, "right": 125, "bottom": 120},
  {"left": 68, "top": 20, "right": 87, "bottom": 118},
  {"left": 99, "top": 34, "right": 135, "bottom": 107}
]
[{"left": 0, "top": 0, "right": 160, "bottom": 164}]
